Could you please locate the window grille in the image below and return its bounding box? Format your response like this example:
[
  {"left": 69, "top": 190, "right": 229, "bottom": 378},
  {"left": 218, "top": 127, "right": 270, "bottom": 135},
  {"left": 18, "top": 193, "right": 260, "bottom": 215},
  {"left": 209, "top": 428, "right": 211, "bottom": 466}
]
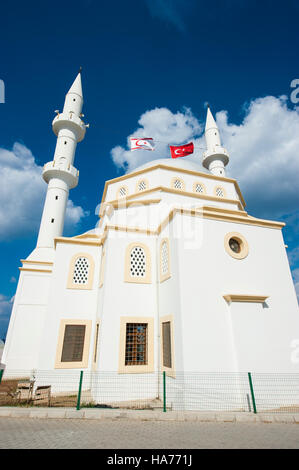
[
  {"left": 61, "top": 325, "right": 86, "bottom": 362},
  {"left": 125, "top": 323, "right": 147, "bottom": 365},
  {"left": 73, "top": 257, "right": 89, "bottom": 284},
  {"left": 130, "top": 246, "right": 146, "bottom": 277},
  {"left": 195, "top": 183, "right": 204, "bottom": 194},
  {"left": 137, "top": 180, "right": 147, "bottom": 191},
  {"left": 215, "top": 187, "right": 225, "bottom": 197},
  {"left": 162, "top": 321, "right": 172, "bottom": 368},
  {"left": 173, "top": 179, "right": 183, "bottom": 190},
  {"left": 118, "top": 186, "right": 127, "bottom": 197},
  {"left": 161, "top": 241, "right": 169, "bottom": 276}
]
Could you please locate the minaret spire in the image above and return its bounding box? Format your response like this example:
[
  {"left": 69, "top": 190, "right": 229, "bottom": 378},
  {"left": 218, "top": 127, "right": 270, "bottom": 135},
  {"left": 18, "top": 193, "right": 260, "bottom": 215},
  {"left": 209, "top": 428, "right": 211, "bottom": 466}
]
[
  {"left": 202, "top": 106, "right": 229, "bottom": 177},
  {"left": 36, "top": 72, "right": 88, "bottom": 250}
]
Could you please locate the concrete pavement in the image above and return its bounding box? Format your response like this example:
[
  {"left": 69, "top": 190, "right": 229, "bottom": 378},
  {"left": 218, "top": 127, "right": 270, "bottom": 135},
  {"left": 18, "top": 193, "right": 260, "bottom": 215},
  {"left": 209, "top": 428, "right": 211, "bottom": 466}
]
[
  {"left": 0, "top": 406, "right": 299, "bottom": 423},
  {"left": 1, "top": 415, "right": 299, "bottom": 449}
]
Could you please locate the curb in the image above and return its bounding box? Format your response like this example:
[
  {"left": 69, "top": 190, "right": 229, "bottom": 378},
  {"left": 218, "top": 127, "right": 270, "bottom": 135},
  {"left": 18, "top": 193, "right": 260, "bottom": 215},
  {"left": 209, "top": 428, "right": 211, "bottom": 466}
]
[{"left": 0, "top": 407, "right": 299, "bottom": 423}]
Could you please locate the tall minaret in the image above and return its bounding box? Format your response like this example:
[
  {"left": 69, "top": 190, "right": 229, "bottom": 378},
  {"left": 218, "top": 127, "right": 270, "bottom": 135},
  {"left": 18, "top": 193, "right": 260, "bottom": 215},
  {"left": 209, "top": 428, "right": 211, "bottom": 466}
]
[
  {"left": 202, "top": 105, "right": 229, "bottom": 177},
  {"left": 36, "top": 71, "right": 87, "bottom": 250}
]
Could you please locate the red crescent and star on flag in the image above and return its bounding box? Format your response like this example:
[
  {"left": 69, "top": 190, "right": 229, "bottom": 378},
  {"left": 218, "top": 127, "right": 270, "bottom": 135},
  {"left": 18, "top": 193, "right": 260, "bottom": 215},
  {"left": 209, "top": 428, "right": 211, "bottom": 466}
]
[{"left": 169, "top": 142, "right": 194, "bottom": 158}]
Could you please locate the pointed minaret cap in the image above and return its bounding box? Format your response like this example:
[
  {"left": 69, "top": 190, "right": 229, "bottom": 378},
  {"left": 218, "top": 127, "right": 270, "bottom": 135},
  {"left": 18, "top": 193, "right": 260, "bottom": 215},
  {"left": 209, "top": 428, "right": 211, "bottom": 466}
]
[
  {"left": 67, "top": 69, "right": 83, "bottom": 98},
  {"left": 62, "top": 69, "right": 84, "bottom": 116},
  {"left": 205, "top": 105, "right": 218, "bottom": 132},
  {"left": 202, "top": 105, "right": 229, "bottom": 177}
]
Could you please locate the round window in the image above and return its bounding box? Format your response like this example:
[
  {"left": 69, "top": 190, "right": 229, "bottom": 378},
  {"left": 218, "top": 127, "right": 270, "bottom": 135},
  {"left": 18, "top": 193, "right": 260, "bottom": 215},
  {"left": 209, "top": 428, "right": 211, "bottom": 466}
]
[{"left": 224, "top": 232, "right": 249, "bottom": 259}]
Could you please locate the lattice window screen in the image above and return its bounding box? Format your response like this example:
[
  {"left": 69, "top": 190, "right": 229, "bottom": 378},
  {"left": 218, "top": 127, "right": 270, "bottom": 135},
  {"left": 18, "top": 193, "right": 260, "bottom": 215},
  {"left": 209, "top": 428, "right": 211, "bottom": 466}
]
[
  {"left": 130, "top": 246, "right": 146, "bottom": 277},
  {"left": 138, "top": 180, "right": 147, "bottom": 191},
  {"left": 118, "top": 187, "right": 127, "bottom": 197},
  {"left": 215, "top": 187, "right": 224, "bottom": 197},
  {"left": 173, "top": 179, "right": 183, "bottom": 190},
  {"left": 73, "top": 257, "right": 89, "bottom": 284},
  {"left": 161, "top": 241, "right": 169, "bottom": 276},
  {"left": 172, "top": 178, "right": 184, "bottom": 190},
  {"left": 195, "top": 183, "right": 204, "bottom": 194}
]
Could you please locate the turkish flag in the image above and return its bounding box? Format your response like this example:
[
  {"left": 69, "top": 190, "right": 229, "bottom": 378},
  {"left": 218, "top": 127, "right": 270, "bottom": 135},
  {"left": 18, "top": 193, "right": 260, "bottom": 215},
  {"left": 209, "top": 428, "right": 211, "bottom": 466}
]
[{"left": 170, "top": 142, "right": 194, "bottom": 158}]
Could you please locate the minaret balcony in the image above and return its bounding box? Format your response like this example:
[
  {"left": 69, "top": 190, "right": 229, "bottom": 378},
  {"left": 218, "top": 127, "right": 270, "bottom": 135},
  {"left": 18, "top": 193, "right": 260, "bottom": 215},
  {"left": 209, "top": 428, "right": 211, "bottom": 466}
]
[
  {"left": 52, "top": 112, "right": 86, "bottom": 142},
  {"left": 42, "top": 161, "right": 79, "bottom": 189},
  {"left": 202, "top": 147, "right": 229, "bottom": 170}
]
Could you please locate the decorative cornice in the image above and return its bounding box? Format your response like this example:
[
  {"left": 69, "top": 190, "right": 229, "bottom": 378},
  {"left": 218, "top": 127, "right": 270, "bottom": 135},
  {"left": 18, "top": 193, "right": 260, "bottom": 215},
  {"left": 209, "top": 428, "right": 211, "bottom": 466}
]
[
  {"left": 58, "top": 205, "right": 284, "bottom": 250},
  {"left": 19, "top": 267, "right": 52, "bottom": 273},
  {"left": 54, "top": 237, "right": 104, "bottom": 248},
  {"left": 99, "top": 186, "right": 243, "bottom": 217},
  {"left": 100, "top": 163, "right": 246, "bottom": 208},
  {"left": 223, "top": 295, "right": 269, "bottom": 303},
  {"left": 21, "top": 259, "right": 53, "bottom": 266}
]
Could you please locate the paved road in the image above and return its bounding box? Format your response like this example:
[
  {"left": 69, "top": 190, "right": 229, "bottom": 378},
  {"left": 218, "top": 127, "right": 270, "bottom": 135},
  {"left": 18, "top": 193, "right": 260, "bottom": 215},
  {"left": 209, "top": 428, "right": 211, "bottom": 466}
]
[{"left": 0, "top": 417, "right": 299, "bottom": 449}]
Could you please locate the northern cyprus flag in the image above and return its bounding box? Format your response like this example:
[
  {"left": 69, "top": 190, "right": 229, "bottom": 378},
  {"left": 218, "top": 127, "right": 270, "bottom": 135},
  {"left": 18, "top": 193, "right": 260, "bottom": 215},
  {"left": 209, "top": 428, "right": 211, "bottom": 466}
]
[{"left": 130, "top": 137, "right": 154, "bottom": 151}]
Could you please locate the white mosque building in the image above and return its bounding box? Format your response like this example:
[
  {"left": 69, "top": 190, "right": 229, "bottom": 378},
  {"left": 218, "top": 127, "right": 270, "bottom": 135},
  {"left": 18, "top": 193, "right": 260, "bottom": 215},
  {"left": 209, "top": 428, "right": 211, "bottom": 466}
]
[{"left": 2, "top": 73, "right": 299, "bottom": 409}]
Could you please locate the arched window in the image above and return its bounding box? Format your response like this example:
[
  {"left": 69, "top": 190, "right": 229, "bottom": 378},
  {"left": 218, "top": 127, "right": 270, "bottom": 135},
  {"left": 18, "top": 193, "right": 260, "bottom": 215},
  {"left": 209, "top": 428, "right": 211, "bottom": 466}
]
[
  {"left": 124, "top": 243, "right": 151, "bottom": 284},
  {"left": 171, "top": 176, "right": 185, "bottom": 191},
  {"left": 160, "top": 238, "right": 171, "bottom": 282},
  {"left": 214, "top": 186, "right": 226, "bottom": 198},
  {"left": 67, "top": 253, "right": 95, "bottom": 289},
  {"left": 136, "top": 179, "right": 149, "bottom": 192},
  {"left": 193, "top": 181, "right": 206, "bottom": 195},
  {"left": 117, "top": 186, "right": 128, "bottom": 199},
  {"left": 73, "top": 257, "right": 90, "bottom": 285}
]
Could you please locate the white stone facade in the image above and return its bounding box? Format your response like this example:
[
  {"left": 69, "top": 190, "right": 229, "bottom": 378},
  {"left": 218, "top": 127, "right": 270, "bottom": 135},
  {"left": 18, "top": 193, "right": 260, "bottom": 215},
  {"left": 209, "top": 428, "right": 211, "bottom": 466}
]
[{"left": 2, "top": 79, "right": 299, "bottom": 410}]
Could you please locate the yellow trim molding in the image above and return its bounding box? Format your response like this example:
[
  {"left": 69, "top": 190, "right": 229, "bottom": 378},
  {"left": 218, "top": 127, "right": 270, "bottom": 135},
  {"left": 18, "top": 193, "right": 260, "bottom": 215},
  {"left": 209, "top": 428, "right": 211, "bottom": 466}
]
[
  {"left": 21, "top": 259, "right": 53, "bottom": 266},
  {"left": 19, "top": 267, "right": 52, "bottom": 273},
  {"left": 223, "top": 295, "right": 269, "bottom": 303},
  {"left": 100, "top": 163, "right": 246, "bottom": 208},
  {"left": 160, "top": 315, "right": 175, "bottom": 378},
  {"left": 67, "top": 253, "right": 95, "bottom": 290},
  {"left": 99, "top": 248, "right": 106, "bottom": 288},
  {"left": 99, "top": 185, "right": 243, "bottom": 217},
  {"left": 118, "top": 316, "right": 154, "bottom": 374},
  {"left": 92, "top": 322, "right": 100, "bottom": 371},
  {"left": 54, "top": 237, "right": 103, "bottom": 248},
  {"left": 55, "top": 319, "right": 92, "bottom": 369}
]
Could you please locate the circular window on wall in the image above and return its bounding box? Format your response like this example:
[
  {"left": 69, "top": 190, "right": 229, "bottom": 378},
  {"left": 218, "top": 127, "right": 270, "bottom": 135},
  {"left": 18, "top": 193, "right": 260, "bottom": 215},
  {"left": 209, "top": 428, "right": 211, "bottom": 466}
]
[{"left": 224, "top": 232, "right": 249, "bottom": 259}]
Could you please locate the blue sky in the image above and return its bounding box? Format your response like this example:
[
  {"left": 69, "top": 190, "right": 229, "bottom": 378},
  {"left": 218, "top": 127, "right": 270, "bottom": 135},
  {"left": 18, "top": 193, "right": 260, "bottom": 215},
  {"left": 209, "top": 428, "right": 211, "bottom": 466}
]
[{"left": 0, "top": 0, "right": 299, "bottom": 338}]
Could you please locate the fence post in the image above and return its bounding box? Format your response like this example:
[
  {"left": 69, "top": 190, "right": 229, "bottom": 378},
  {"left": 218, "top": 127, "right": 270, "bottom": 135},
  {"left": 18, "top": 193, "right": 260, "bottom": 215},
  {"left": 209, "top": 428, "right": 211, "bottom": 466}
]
[
  {"left": 248, "top": 372, "right": 257, "bottom": 414},
  {"left": 76, "top": 370, "right": 83, "bottom": 411},
  {"left": 163, "top": 371, "right": 166, "bottom": 412}
]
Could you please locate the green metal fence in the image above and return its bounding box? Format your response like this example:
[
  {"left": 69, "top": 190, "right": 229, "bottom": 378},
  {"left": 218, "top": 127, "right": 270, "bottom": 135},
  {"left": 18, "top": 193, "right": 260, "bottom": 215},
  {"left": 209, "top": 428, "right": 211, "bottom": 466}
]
[{"left": 0, "top": 369, "right": 299, "bottom": 413}]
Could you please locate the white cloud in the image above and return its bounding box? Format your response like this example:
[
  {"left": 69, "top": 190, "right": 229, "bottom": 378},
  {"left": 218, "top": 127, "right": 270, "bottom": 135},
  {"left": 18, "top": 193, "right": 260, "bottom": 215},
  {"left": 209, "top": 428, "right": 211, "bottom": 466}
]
[
  {"left": 0, "top": 142, "right": 88, "bottom": 240},
  {"left": 217, "top": 95, "right": 299, "bottom": 218},
  {"left": 111, "top": 107, "right": 203, "bottom": 173}
]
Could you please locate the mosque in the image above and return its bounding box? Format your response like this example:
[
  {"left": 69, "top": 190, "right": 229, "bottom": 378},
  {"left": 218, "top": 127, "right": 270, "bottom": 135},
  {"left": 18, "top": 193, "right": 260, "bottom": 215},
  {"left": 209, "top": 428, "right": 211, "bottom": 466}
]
[{"left": 2, "top": 73, "right": 299, "bottom": 409}]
